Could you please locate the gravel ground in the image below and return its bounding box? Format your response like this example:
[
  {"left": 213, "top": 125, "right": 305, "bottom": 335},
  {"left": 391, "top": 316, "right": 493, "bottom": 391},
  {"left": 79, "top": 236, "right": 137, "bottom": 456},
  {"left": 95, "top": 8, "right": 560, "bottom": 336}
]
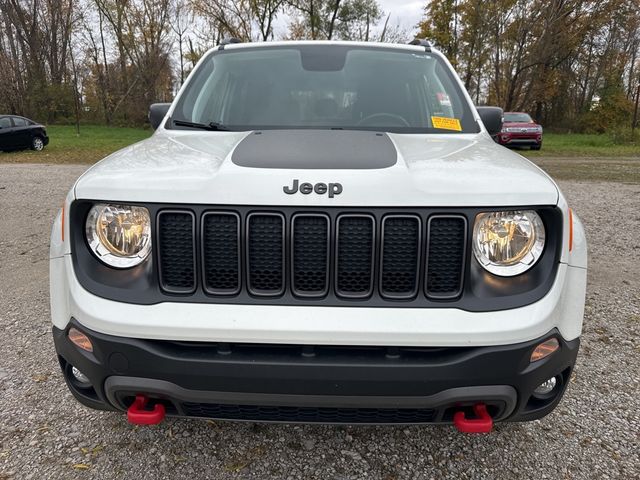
[{"left": 0, "top": 164, "right": 638, "bottom": 479}]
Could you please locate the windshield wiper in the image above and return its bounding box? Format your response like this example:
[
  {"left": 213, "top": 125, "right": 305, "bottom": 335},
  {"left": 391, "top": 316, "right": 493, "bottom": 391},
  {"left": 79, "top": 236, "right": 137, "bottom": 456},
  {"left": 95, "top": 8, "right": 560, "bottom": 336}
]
[{"left": 172, "top": 119, "right": 230, "bottom": 131}]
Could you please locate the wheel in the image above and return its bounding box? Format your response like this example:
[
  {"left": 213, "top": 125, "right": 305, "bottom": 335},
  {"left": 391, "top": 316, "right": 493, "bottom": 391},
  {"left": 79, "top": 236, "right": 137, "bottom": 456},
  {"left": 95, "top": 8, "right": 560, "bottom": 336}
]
[
  {"left": 531, "top": 144, "right": 541, "bottom": 151},
  {"left": 31, "top": 136, "right": 45, "bottom": 151}
]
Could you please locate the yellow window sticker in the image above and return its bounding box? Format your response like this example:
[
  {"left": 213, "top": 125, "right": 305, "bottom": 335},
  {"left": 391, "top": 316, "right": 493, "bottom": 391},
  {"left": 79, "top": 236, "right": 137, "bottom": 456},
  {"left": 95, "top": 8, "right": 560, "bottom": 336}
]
[{"left": 431, "top": 116, "right": 462, "bottom": 131}]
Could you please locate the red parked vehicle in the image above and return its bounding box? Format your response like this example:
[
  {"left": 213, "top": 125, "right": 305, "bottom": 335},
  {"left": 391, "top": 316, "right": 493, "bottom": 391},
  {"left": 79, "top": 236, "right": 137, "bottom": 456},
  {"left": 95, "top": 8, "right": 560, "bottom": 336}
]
[{"left": 496, "top": 112, "right": 543, "bottom": 150}]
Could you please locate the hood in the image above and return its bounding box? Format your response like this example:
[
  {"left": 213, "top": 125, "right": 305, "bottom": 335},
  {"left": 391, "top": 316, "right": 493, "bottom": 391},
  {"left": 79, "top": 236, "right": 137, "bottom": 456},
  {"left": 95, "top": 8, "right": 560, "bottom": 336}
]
[{"left": 73, "top": 129, "right": 558, "bottom": 207}]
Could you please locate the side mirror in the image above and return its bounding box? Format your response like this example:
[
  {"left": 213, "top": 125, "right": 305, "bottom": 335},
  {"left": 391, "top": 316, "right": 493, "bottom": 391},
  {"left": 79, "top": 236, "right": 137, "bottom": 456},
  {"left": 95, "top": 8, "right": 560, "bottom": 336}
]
[
  {"left": 149, "top": 103, "right": 171, "bottom": 130},
  {"left": 476, "top": 106, "right": 504, "bottom": 136}
]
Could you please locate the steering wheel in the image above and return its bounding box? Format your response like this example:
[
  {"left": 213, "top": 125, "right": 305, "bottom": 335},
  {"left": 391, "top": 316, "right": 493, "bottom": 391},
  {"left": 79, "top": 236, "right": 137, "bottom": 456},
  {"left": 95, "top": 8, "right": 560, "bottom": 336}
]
[
  {"left": 356, "top": 113, "right": 411, "bottom": 128},
  {"left": 357, "top": 113, "right": 411, "bottom": 127}
]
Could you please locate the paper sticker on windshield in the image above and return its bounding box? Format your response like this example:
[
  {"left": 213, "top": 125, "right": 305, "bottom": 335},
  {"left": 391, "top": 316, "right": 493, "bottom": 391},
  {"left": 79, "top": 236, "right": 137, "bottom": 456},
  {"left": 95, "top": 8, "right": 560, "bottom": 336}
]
[
  {"left": 436, "top": 93, "right": 452, "bottom": 107},
  {"left": 431, "top": 116, "right": 462, "bottom": 131}
]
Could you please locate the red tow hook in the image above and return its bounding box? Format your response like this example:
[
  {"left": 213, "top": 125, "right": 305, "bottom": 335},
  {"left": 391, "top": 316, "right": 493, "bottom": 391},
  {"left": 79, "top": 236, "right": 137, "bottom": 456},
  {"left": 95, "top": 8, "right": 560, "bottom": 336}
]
[
  {"left": 127, "top": 394, "right": 166, "bottom": 425},
  {"left": 453, "top": 403, "right": 493, "bottom": 434}
]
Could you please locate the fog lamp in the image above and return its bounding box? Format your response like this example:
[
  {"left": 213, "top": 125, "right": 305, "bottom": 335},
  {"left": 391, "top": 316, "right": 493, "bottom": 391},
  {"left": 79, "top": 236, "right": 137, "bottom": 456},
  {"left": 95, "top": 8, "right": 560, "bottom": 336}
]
[
  {"left": 71, "top": 366, "right": 90, "bottom": 385},
  {"left": 534, "top": 376, "right": 557, "bottom": 396}
]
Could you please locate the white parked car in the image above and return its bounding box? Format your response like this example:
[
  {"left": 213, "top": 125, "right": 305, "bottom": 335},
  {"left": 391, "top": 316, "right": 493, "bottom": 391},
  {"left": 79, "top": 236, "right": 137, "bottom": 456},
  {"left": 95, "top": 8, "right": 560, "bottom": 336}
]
[{"left": 50, "top": 40, "right": 587, "bottom": 432}]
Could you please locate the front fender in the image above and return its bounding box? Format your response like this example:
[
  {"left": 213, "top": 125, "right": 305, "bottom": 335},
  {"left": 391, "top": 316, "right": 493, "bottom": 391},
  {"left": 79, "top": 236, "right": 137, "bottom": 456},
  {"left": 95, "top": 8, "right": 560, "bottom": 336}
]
[
  {"left": 569, "top": 211, "right": 587, "bottom": 269},
  {"left": 50, "top": 188, "right": 74, "bottom": 259}
]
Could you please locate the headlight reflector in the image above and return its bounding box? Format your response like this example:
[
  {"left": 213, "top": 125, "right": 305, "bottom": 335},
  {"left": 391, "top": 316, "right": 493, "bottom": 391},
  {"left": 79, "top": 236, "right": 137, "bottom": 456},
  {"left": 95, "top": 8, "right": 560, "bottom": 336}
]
[
  {"left": 472, "top": 210, "right": 545, "bottom": 276},
  {"left": 86, "top": 204, "right": 151, "bottom": 268}
]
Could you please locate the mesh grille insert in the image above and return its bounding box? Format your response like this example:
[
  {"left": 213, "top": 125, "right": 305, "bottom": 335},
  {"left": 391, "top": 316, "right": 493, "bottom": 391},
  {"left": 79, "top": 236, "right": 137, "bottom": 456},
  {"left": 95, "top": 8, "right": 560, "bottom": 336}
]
[
  {"left": 247, "top": 214, "right": 285, "bottom": 295},
  {"left": 381, "top": 216, "right": 421, "bottom": 298},
  {"left": 202, "top": 213, "right": 240, "bottom": 294},
  {"left": 292, "top": 215, "right": 329, "bottom": 297},
  {"left": 158, "top": 211, "right": 195, "bottom": 292},
  {"left": 336, "top": 215, "right": 374, "bottom": 298},
  {"left": 181, "top": 402, "right": 436, "bottom": 424},
  {"left": 426, "top": 216, "right": 466, "bottom": 298}
]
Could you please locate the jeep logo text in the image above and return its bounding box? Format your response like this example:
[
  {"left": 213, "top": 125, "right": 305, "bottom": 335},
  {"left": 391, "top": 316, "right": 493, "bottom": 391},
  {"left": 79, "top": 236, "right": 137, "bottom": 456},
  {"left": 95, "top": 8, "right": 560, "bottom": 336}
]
[{"left": 283, "top": 180, "right": 343, "bottom": 198}]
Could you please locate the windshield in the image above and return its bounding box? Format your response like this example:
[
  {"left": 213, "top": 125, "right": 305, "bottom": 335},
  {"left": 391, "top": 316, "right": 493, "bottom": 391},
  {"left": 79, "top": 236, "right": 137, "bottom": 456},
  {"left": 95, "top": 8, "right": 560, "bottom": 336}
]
[
  {"left": 170, "top": 45, "right": 480, "bottom": 134},
  {"left": 504, "top": 113, "right": 533, "bottom": 123}
]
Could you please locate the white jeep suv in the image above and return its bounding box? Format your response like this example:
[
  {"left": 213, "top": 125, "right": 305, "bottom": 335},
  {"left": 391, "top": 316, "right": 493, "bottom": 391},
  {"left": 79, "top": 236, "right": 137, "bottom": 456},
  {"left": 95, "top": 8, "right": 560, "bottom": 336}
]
[{"left": 50, "top": 40, "right": 587, "bottom": 432}]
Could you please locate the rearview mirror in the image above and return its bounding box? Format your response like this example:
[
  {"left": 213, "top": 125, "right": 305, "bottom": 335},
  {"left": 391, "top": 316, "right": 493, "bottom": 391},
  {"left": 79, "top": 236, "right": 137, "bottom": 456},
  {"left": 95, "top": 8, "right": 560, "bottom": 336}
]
[
  {"left": 476, "top": 106, "right": 504, "bottom": 136},
  {"left": 149, "top": 103, "right": 171, "bottom": 130}
]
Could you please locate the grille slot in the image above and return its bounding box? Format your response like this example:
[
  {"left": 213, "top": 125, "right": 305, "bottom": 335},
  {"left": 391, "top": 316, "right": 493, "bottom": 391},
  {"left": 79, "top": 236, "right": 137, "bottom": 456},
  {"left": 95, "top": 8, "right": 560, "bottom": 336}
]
[
  {"left": 181, "top": 402, "right": 436, "bottom": 424},
  {"left": 202, "top": 212, "right": 240, "bottom": 295},
  {"left": 426, "top": 216, "right": 467, "bottom": 298},
  {"left": 247, "top": 213, "right": 285, "bottom": 296},
  {"left": 336, "top": 215, "right": 375, "bottom": 298},
  {"left": 380, "top": 216, "right": 421, "bottom": 299},
  {"left": 157, "top": 211, "right": 196, "bottom": 293},
  {"left": 291, "top": 215, "right": 330, "bottom": 297}
]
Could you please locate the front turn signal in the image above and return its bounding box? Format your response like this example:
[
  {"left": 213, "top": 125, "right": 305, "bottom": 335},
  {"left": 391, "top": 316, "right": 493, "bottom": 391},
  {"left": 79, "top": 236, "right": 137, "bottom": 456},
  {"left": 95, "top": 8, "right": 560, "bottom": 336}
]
[
  {"left": 530, "top": 338, "right": 559, "bottom": 363},
  {"left": 68, "top": 327, "right": 93, "bottom": 353},
  {"left": 569, "top": 208, "right": 574, "bottom": 252}
]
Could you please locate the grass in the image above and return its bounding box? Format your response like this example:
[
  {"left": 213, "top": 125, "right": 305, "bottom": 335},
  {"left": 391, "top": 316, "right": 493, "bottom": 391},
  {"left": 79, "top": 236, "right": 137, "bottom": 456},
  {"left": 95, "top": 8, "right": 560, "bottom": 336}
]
[
  {"left": 515, "top": 133, "right": 640, "bottom": 183},
  {"left": 1, "top": 125, "right": 639, "bottom": 183},
  {"left": 522, "top": 133, "right": 640, "bottom": 158},
  {"left": 529, "top": 157, "right": 640, "bottom": 184},
  {"left": 0, "top": 125, "right": 151, "bottom": 164}
]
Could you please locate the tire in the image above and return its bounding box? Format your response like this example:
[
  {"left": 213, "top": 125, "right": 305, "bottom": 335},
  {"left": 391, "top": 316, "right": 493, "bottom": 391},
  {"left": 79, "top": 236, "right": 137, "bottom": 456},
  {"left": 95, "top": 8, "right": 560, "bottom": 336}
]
[
  {"left": 531, "top": 144, "right": 541, "bottom": 151},
  {"left": 31, "top": 136, "right": 45, "bottom": 151}
]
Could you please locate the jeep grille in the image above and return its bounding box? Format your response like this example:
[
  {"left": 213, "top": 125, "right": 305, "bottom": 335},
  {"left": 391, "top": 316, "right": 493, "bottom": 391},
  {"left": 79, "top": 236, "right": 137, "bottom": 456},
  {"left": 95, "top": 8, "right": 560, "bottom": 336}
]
[{"left": 156, "top": 209, "right": 467, "bottom": 302}]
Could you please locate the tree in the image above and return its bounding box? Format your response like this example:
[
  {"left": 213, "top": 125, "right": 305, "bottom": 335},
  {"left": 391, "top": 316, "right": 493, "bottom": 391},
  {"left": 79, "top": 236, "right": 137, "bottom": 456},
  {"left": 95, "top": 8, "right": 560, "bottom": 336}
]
[
  {"left": 417, "top": 0, "right": 460, "bottom": 66},
  {"left": 286, "top": 0, "right": 381, "bottom": 41}
]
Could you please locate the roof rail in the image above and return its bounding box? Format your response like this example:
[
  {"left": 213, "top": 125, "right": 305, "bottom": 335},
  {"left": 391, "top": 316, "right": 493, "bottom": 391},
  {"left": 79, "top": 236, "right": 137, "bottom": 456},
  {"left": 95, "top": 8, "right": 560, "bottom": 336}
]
[
  {"left": 218, "top": 37, "right": 243, "bottom": 50},
  {"left": 409, "top": 38, "right": 432, "bottom": 52}
]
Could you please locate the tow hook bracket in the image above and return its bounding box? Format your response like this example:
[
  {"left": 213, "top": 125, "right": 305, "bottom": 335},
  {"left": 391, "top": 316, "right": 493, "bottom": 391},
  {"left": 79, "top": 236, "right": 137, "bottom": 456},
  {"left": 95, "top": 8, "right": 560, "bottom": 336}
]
[
  {"left": 453, "top": 403, "right": 493, "bottom": 433},
  {"left": 127, "top": 394, "right": 166, "bottom": 425}
]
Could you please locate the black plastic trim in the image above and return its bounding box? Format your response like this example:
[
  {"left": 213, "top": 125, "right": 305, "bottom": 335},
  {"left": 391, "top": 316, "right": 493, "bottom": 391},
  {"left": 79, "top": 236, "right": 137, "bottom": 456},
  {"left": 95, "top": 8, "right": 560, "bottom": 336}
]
[
  {"left": 291, "top": 213, "right": 331, "bottom": 298},
  {"left": 53, "top": 321, "right": 580, "bottom": 423},
  {"left": 379, "top": 214, "right": 422, "bottom": 300},
  {"left": 335, "top": 214, "right": 376, "bottom": 299},
  {"left": 156, "top": 210, "right": 197, "bottom": 294},
  {"left": 201, "top": 211, "right": 242, "bottom": 296},
  {"left": 425, "top": 214, "right": 468, "bottom": 300},
  {"left": 246, "top": 212, "right": 286, "bottom": 297}
]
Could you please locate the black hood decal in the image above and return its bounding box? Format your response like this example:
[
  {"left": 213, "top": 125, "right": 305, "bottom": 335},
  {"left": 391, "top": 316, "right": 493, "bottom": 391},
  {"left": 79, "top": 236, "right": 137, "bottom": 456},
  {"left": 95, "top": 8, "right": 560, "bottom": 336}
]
[{"left": 231, "top": 130, "right": 397, "bottom": 169}]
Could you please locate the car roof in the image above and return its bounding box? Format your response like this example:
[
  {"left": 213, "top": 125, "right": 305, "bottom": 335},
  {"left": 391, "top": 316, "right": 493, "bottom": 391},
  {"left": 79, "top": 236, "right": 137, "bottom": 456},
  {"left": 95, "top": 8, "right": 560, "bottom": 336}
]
[{"left": 210, "top": 40, "right": 440, "bottom": 56}]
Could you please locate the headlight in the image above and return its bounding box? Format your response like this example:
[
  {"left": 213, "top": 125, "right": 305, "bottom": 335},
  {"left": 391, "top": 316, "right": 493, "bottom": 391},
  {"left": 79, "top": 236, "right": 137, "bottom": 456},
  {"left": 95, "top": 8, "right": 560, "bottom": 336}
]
[
  {"left": 472, "top": 210, "right": 545, "bottom": 276},
  {"left": 86, "top": 204, "right": 152, "bottom": 268}
]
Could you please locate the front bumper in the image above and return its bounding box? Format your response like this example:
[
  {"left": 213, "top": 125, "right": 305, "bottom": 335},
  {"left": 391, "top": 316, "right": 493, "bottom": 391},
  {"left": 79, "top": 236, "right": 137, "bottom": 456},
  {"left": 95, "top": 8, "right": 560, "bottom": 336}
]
[
  {"left": 497, "top": 133, "right": 542, "bottom": 146},
  {"left": 54, "top": 321, "right": 579, "bottom": 424}
]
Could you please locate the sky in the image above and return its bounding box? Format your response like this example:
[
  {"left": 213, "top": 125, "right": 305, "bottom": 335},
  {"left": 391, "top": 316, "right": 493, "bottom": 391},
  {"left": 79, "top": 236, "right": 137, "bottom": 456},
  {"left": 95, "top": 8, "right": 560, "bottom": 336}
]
[{"left": 377, "top": 0, "right": 425, "bottom": 30}]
